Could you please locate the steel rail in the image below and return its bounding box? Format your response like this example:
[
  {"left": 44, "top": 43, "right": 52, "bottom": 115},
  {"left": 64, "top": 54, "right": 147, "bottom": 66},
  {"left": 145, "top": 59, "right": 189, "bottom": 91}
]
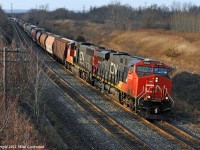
[{"left": 154, "top": 121, "right": 200, "bottom": 149}]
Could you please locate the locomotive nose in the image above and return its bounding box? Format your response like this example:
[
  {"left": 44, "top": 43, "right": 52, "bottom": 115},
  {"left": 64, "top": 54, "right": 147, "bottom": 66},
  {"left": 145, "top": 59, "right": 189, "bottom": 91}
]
[{"left": 145, "top": 75, "right": 162, "bottom": 100}]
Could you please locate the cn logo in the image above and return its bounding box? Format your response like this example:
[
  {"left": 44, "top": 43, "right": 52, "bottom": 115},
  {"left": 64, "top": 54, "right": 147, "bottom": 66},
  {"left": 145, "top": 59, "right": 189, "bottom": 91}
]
[{"left": 110, "top": 62, "right": 118, "bottom": 75}]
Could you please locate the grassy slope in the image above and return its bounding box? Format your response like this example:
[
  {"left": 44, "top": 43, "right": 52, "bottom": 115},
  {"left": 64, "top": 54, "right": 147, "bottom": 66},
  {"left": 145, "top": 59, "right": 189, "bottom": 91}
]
[
  {"left": 45, "top": 19, "right": 200, "bottom": 121},
  {"left": 106, "top": 30, "right": 200, "bottom": 74}
]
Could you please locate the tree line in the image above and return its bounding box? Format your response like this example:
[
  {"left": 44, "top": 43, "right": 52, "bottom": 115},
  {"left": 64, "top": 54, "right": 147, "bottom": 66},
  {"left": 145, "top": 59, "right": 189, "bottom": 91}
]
[
  {"left": 0, "top": 6, "right": 13, "bottom": 45},
  {"left": 13, "top": 1, "right": 200, "bottom": 32}
]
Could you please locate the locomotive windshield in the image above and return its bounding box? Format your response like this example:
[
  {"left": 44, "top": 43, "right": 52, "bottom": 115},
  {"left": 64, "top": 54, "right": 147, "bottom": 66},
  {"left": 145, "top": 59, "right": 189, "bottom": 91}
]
[
  {"left": 154, "top": 68, "right": 167, "bottom": 75},
  {"left": 136, "top": 66, "right": 153, "bottom": 76},
  {"left": 136, "top": 66, "right": 152, "bottom": 73}
]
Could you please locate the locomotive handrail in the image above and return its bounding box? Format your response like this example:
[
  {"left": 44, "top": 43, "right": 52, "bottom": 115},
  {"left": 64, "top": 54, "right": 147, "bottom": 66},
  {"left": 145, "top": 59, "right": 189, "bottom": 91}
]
[
  {"left": 136, "top": 85, "right": 152, "bottom": 107},
  {"left": 137, "top": 84, "right": 174, "bottom": 109},
  {"left": 166, "top": 89, "right": 174, "bottom": 108},
  {"left": 134, "top": 86, "right": 145, "bottom": 112},
  {"left": 137, "top": 86, "right": 145, "bottom": 99},
  {"left": 137, "top": 88, "right": 152, "bottom": 107}
]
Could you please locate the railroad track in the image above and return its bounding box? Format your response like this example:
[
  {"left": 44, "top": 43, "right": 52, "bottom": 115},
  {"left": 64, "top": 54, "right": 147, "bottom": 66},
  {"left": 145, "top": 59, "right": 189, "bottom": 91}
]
[
  {"left": 44, "top": 67, "right": 151, "bottom": 150},
  {"left": 102, "top": 92, "right": 199, "bottom": 149},
  {"left": 12, "top": 21, "right": 199, "bottom": 149},
  {"left": 102, "top": 94, "right": 200, "bottom": 149},
  {"left": 12, "top": 21, "right": 152, "bottom": 150},
  {"left": 56, "top": 63, "right": 198, "bottom": 150},
  {"left": 152, "top": 121, "right": 200, "bottom": 149},
  {"left": 12, "top": 21, "right": 29, "bottom": 49},
  {"left": 57, "top": 71, "right": 196, "bottom": 150}
]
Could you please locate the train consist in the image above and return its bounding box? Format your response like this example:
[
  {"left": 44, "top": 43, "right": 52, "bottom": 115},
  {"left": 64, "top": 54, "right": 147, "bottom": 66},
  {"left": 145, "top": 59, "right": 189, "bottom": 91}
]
[{"left": 15, "top": 19, "right": 174, "bottom": 119}]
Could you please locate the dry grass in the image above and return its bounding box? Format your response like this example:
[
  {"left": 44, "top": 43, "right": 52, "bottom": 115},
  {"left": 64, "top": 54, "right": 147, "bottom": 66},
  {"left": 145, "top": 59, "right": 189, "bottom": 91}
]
[
  {"left": 0, "top": 97, "right": 46, "bottom": 148},
  {"left": 47, "top": 19, "right": 110, "bottom": 43},
  {"left": 103, "top": 29, "right": 200, "bottom": 74}
]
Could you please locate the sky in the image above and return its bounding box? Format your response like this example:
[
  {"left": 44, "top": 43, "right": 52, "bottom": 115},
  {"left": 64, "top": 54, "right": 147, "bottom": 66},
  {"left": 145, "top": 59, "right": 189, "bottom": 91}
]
[{"left": 1, "top": 0, "right": 200, "bottom": 11}]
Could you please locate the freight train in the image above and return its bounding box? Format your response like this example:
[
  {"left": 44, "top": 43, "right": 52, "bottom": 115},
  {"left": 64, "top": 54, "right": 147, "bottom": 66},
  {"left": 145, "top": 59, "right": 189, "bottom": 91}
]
[{"left": 15, "top": 19, "right": 174, "bottom": 119}]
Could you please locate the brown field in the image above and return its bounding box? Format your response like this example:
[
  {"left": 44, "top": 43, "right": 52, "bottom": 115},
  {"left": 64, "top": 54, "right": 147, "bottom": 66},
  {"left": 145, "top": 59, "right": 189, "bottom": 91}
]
[
  {"left": 35, "top": 20, "right": 200, "bottom": 121},
  {"left": 106, "top": 30, "right": 200, "bottom": 74}
]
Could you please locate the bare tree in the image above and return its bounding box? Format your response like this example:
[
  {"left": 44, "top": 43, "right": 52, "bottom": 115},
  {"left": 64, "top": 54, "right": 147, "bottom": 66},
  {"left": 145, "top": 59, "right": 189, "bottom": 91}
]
[
  {"left": 170, "top": 12, "right": 200, "bottom": 32},
  {"left": 170, "top": 1, "right": 181, "bottom": 12},
  {"left": 108, "top": 1, "right": 133, "bottom": 30},
  {"left": 23, "top": 4, "right": 49, "bottom": 25}
]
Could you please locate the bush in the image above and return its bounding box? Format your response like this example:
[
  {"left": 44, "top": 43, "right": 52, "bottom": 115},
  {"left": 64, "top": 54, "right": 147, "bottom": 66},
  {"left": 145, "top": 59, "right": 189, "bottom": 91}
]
[
  {"left": 76, "top": 35, "right": 86, "bottom": 42},
  {"left": 165, "top": 48, "right": 180, "bottom": 60}
]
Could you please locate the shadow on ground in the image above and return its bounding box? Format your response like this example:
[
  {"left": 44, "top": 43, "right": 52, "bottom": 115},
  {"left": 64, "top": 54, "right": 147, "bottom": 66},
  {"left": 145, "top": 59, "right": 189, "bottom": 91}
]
[{"left": 171, "top": 71, "right": 200, "bottom": 121}]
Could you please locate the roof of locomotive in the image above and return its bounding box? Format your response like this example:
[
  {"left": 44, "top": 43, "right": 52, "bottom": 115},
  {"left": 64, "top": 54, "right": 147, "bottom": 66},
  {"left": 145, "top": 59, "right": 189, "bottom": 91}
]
[
  {"left": 128, "top": 59, "right": 141, "bottom": 66},
  {"left": 94, "top": 49, "right": 167, "bottom": 67},
  {"left": 96, "top": 49, "right": 110, "bottom": 54},
  {"left": 79, "top": 42, "right": 105, "bottom": 49}
]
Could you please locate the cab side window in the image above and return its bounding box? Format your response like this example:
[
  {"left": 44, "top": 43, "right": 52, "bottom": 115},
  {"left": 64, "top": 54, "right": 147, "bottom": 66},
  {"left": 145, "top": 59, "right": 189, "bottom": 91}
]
[{"left": 129, "top": 66, "right": 134, "bottom": 73}]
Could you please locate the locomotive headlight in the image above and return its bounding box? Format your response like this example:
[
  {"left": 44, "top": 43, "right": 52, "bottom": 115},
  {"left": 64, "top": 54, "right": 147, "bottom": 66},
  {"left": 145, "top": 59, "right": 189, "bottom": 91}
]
[
  {"left": 147, "top": 95, "right": 151, "bottom": 99},
  {"left": 155, "top": 77, "right": 158, "bottom": 82},
  {"left": 165, "top": 96, "right": 169, "bottom": 100},
  {"left": 155, "top": 108, "right": 158, "bottom": 114}
]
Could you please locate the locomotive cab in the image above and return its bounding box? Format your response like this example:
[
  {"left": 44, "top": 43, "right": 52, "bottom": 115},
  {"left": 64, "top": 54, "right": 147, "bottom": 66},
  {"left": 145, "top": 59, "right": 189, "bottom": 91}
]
[{"left": 135, "top": 60, "right": 174, "bottom": 119}]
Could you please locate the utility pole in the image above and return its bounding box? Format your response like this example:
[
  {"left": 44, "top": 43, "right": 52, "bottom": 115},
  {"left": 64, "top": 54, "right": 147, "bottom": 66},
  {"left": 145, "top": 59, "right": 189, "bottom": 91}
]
[
  {"left": 83, "top": 5, "right": 85, "bottom": 13},
  {"left": 2, "top": 47, "right": 7, "bottom": 110},
  {"left": 1, "top": 48, "right": 27, "bottom": 110},
  {"left": 11, "top": 3, "right": 13, "bottom": 17}
]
